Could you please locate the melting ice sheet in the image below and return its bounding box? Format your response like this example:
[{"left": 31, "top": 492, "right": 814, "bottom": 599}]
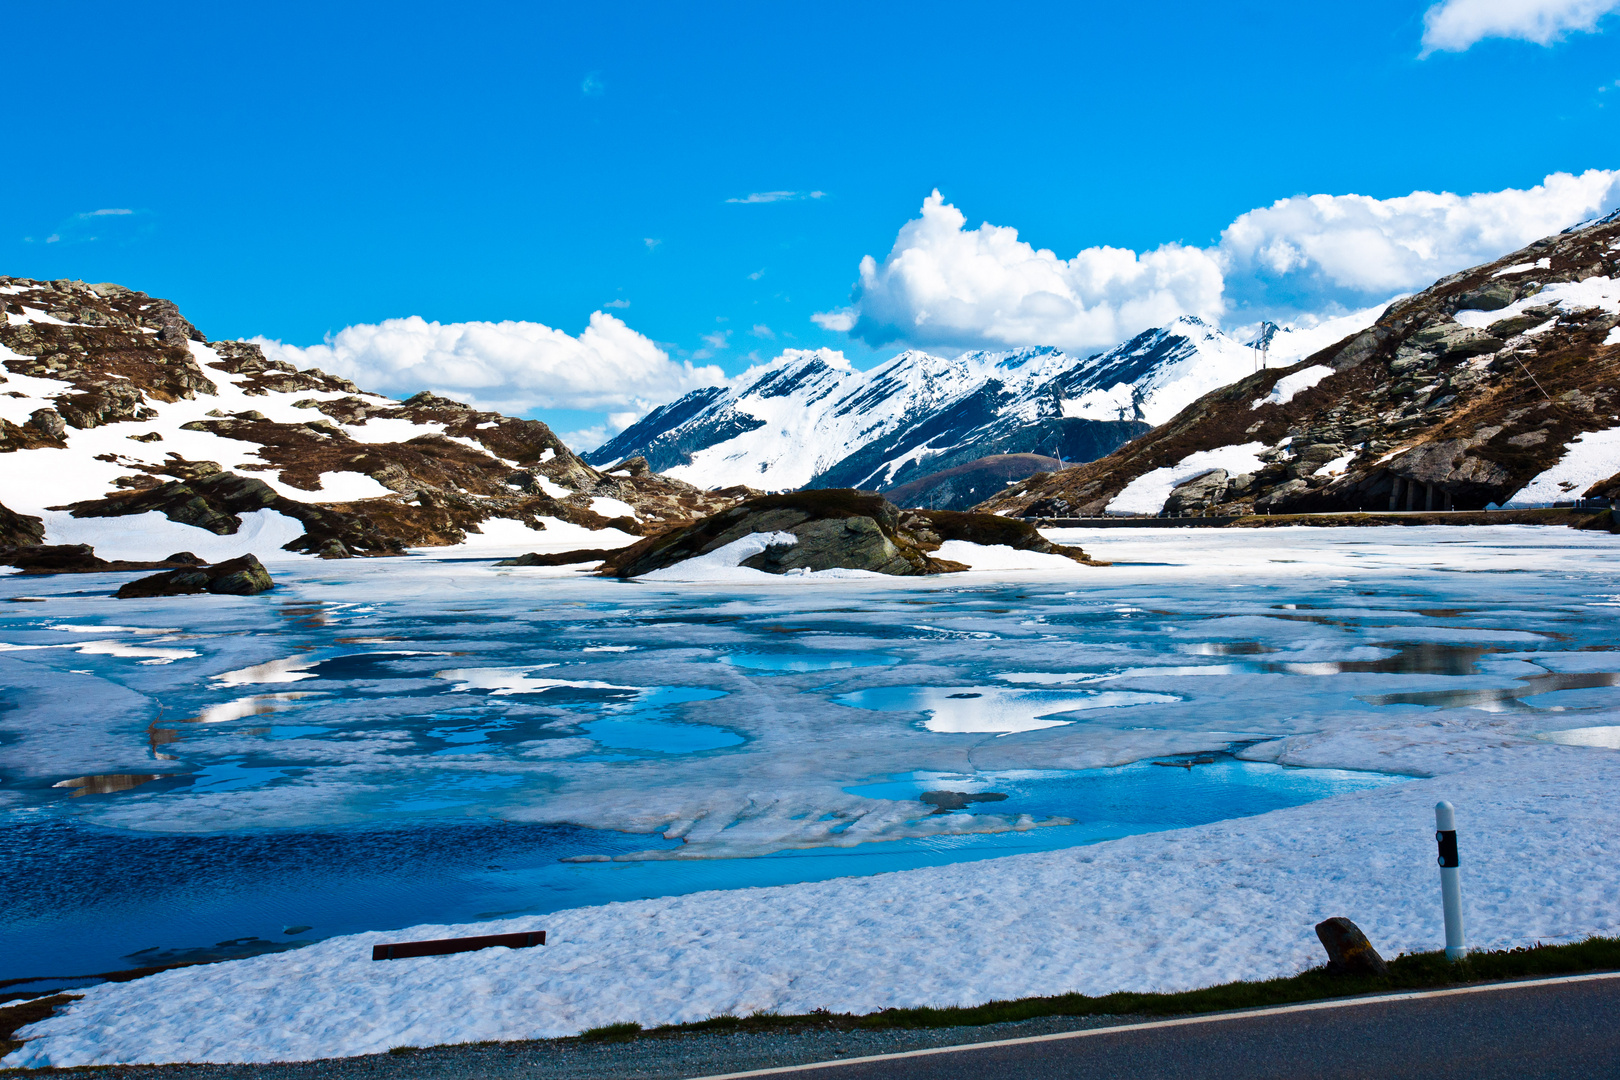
[
  {"left": 3, "top": 526, "right": 1620, "bottom": 981},
  {"left": 834, "top": 684, "right": 1178, "bottom": 733}
]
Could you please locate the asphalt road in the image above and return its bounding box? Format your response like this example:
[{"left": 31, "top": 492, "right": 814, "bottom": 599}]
[{"left": 699, "top": 974, "right": 1620, "bottom": 1080}]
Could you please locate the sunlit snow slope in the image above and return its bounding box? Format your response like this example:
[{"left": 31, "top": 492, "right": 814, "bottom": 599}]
[{"left": 589, "top": 314, "right": 1378, "bottom": 494}]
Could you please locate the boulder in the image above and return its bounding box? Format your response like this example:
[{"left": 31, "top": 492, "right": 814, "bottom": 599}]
[
  {"left": 1453, "top": 282, "right": 1516, "bottom": 312},
  {"left": 1163, "top": 469, "right": 1229, "bottom": 514},
  {"left": 600, "top": 490, "right": 1095, "bottom": 578},
  {"left": 740, "top": 515, "right": 917, "bottom": 575},
  {"left": 116, "top": 554, "right": 274, "bottom": 599},
  {"left": 1314, "top": 917, "right": 1388, "bottom": 976},
  {"left": 0, "top": 500, "right": 45, "bottom": 547},
  {"left": 27, "top": 408, "right": 66, "bottom": 439}
]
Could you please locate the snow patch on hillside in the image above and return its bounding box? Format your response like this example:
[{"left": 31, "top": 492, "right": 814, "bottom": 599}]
[
  {"left": 406, "top": 517, "right": 639, "bottom": 558},
  {"left": 1456, "top": 277, "right": 1620, "bottom": 330},
  {"left": 1251, "top": 365, "right": 1333, "bottom": 410},
  {"left": 1106, "top": 443, "right": 1268, "bottom": 515},
  {"left": 933, "top": 540, "right": 1085, "bottom": 572},
  {"left": 1504, "top": 427, "right": 1620, "bottom": 506}
]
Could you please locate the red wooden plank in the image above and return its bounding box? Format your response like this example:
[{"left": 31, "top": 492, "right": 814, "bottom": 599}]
[{"left": 371, "top": 930, "right": 546, "bottom": 961}]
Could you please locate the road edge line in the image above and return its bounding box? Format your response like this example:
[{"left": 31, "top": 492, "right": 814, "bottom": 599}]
[{"left": 683, "top": 970, "right": 1620, "bottom": 1080}]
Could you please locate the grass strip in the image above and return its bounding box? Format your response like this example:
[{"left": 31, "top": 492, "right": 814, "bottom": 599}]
[{"left": 581, "top": 936, "right": 1620, "bottom": 1041}]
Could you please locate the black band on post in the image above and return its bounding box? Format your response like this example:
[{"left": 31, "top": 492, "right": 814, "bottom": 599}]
[{"left": 1436, "top": 829, "right": 1458, "bottom": 868}]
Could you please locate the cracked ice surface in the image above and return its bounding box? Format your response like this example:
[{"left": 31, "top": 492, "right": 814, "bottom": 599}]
[{"left": 5, "top": 526, "right": 1620, "bottom": 1065}]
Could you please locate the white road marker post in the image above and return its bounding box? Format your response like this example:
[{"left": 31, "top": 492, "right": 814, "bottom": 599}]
[{"left": 1434, "top": 801, "right": 1466, "bottom": 960}]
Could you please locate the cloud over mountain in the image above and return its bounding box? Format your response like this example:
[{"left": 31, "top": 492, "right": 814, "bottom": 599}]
[
  {"left": 815, "top": 191, "right": 1225, "bottom": 353},
  {"left": 256, "top": 312, "right": 726, "bottom": 422},
  {"left": 820, "top": 171, "right": 1620, "bottom": 353}
]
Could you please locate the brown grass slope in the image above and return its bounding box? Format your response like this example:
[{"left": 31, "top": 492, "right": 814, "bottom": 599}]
[
  {"left": 978, "top": 216, "right": 1620, "bottom": 519},
  {"left": 885, "top": 453, "right": 1061, "bottom": 511}
]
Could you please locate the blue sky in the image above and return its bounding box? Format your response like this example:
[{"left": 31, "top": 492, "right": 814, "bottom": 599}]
[{"left": 8, "top": 0, "right": 1620, "bottom": 446}]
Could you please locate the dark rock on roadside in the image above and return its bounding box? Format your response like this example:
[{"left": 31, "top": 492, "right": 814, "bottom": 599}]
[
  {"left": 495, "top": 548, "right": 619, "bottom": 567},
  {"left": 1315, "top": 917, "right": 1389, "bottom": 976},
  {"left": 116, "top": 554, "right": 275, "bottom": 598},
  {"left": 600, "top": 489, "right": 1097, "bottom": 578}
]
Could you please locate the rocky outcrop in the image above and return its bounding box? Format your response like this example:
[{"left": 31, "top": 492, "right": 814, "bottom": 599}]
[
  {"left": 116, "top": 554, "right": 274, "bottom": 598},
  {"left": 63, "top": 466, "right": 406, "bottom": 559},
  {"left": 600, "top": 490, "right": 1095, "bottom": 578},
  {"left": 0, "top": 501, "right": 44, "bottom": 547},
  {"left": 0, "top": 544, "right": 205, "bottom": 576},
  {"left": 983, "top": 215, "right": 1620, "bottom": 519},
  {"left": 0, "top": 277, "right": 757, "bottom": 556}
]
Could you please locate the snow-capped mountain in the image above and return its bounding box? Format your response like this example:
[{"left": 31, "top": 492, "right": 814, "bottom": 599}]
[{"left": 588, "top": 315, "right": 1371, "bottom": 493}]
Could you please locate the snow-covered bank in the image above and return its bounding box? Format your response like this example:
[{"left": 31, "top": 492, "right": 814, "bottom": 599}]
[{"left": 8, "top": 742, "right": 1617, "bottom": 1067}]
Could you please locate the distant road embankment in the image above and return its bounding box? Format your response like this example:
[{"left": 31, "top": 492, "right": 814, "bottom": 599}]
[{"left": 1032, "top": 507, "right": 1619, "bottom": 530}]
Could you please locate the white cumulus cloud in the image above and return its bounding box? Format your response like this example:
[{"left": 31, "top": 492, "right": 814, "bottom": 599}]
[
  {"left": 255, "top": 311, "right": 727, "bottom": 420},
  {"left": 1219, "top": 168, "right": 1620, "bottom": 315},
  {"left": 831, "top": 190, "right": 1226, "bottom": 353},
  {"left": 1421, "top": 0, "right": 1620, "bottom": 53},
  {"left": 822, "top": 172, "right": 1620, "bottom": 352}
]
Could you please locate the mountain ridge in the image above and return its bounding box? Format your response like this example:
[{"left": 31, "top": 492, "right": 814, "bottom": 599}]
[
  {"left": 977, "top": 216, "right": 1620, "bottom": 520},
  {"left": 586, "top": 314, "right": 1377, "bottom": 495}
]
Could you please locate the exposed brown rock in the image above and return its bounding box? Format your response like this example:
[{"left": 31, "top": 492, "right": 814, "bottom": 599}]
[
  {"left": 116, "top": 554, "right": 275, "bottom": 598},
  {"left": 0, "top": 544, "right": 208, "bottom": 576},
  {"left": 0, "top": 500, "right": 44, "bottom": 547},
  {"left": 601, "top": 489, "right": 1096, "bottom": 578}
]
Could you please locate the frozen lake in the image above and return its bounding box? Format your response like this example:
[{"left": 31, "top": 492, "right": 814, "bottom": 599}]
[{"left": 4, "top": 525, "right": 1619, "bottom": 985}]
